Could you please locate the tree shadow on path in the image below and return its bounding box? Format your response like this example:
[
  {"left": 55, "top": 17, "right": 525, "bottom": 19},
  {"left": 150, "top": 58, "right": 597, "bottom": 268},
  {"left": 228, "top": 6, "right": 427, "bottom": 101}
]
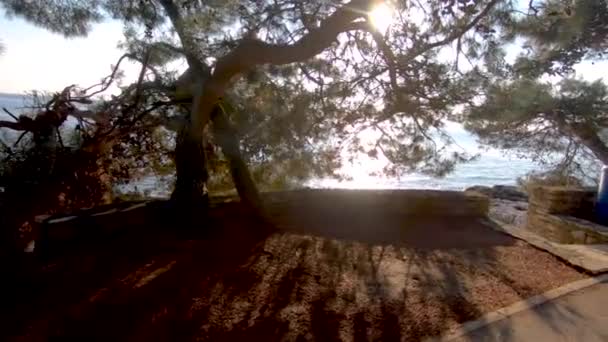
[{"left": 3, "top": 198, "right": 586, "bottom": 341}]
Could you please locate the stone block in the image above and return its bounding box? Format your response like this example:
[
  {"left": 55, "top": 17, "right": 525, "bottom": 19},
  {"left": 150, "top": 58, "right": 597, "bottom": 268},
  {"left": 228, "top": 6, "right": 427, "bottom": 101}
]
[
  {"left": 528, "top": 186, "right": 595, "bottom": 217},
  {"left": 570, "top": 230, "right": 586, "bottom": 244},
  {"left": 527, "top": 207, "right": 608, "bottom": 244},
  {"left": 527, "top": 212, "right": 575, "bottom": 243},
  {"left": 586, "top": 235, "right": 601, "bottom": 244}
]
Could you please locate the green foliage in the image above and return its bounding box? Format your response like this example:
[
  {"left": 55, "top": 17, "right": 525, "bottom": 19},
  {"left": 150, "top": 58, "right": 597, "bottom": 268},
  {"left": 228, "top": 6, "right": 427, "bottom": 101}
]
[
  {"left": 517, "top": 170, "right": 586, "bottom": 194},
  {"left": 462, "top": 0, "right": 608, "bottom": 182},
  {"left": 465, "top": 77, "right": 608, "bottom": 174},
  {"left": 0, "top": 0, "right": 103, "bottom": 37},
  {"left": 3, "top": 0, "right": 535, "bottom": 195},
  {"left": 509, "top": 0, "right": 608, "bottom": 76}
]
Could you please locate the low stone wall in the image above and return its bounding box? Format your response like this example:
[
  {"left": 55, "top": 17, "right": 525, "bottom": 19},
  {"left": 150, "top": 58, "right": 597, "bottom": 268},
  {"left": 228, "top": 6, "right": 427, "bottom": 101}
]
[
  {"left": 30, "top": 190, "right": 489, "bottom": 256},
  {"left": 33, "top": 201, "right": 159, "bottom": 256},
  {"left": 264, "top": 189, "right": 489, "bottom": 218},
  {"left": 528, "top": 186, "right": 596, "bottom": 219},
  {"left": 527, "top": 186, "right": 608, "bottom": 244}
]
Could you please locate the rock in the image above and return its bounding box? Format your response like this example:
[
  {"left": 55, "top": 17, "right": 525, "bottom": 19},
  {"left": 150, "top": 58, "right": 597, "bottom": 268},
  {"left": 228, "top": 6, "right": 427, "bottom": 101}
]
[
  {"left": 492, "top": 185, "right": 528, "bottom": 202},
  {"left": 465, "top": 185, "right": 528, "bottom": 202},
  {"left": 465, "top": 186, "right": 493, "bottom": 197},
  {"left": 570, "top": 230, "right": 586, "bottom": 244},
  {"left": 489, "top": 199, "right": 528, "bottom": 227}
]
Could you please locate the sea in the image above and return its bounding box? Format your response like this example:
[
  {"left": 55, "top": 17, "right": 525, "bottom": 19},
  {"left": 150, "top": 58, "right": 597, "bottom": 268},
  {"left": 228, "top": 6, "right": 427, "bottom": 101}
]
[{"left": 0, "top": 92, "right": 572, "bottom": 196}]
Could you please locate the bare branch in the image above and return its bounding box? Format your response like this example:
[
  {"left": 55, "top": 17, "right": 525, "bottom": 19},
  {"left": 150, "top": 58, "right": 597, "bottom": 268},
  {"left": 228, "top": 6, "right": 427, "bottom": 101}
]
[
  {"left": 80, "top": 53, "right": 133, "bottom": 98},
  {"left": 528, "top": 0, "right": 539, "bottom": 15},
  {"left": 2, "top": 108, "right": 18, "bottom": 121},
  {"left": 56, "top": 128, "right": 64, "bottom": 148},
  {"left": 13, "top": 131, "right": 28, "bottom": 147}
]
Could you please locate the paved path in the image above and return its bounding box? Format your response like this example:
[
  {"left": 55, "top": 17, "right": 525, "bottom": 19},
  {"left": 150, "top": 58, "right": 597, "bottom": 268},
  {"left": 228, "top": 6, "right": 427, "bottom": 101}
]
[{"left": 452, "top": 280, "right": 608, "bottom": 341}]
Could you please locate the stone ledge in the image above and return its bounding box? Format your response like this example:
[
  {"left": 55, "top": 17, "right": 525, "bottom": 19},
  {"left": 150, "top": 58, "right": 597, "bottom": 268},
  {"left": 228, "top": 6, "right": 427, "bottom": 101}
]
[
  {"left": 527, "top": 211, "right": 608, "bottom": 244},
  {"left": 560, "top": 215, "right": 608, "bottom": 237},
  {"left": 264, "top": 189, "right": 489, "bottom": 218},
  {"left": 528, "top": 185, "right": 595, "bottom": 216},
  {"left": 35, "top": 201, "right": 155, "bottom": 256},
  {"left": 526, "top": 185, "right": 608, "bottom": 244},
  {"left": 490, "top": 220, "right": 608, "bottom": 274}
]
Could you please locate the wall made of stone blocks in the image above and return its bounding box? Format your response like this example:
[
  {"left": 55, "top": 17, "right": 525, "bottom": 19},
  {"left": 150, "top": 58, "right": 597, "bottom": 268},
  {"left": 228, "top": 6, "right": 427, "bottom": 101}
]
[{"left": 527, "top": 186, "right": 608, "bottom": 244}]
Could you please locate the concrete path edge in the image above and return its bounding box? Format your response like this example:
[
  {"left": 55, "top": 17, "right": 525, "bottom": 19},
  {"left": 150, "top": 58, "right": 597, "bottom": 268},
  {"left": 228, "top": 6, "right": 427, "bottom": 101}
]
[{"left": 431, "top": 273, "right": 608, "bottom": 341}]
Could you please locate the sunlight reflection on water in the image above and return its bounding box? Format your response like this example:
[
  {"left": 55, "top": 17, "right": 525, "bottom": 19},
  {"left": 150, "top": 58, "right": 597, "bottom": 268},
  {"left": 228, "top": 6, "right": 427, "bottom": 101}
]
[{"left": 308, "top": 156, "right": 541, "bottom": 191}]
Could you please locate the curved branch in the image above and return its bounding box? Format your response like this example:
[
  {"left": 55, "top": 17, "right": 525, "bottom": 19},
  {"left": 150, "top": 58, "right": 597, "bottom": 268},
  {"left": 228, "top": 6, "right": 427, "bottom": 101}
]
[
  {"left": 80, "top": 53, "right": 134, "bottom": 97},
  {"left": 77, "top": 52, "right": 161, "bottom": 100},
  {"left": 191, "top": 0, "right": 374, "bottom": 137},
  {"left": 402, "top": 0, "right": 500, "bottom": 65}
]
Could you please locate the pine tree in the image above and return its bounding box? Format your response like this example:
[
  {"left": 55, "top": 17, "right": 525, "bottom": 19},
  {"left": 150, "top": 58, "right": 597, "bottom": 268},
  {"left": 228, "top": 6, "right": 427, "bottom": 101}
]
[
  {"left": 1, "top": 0, "right": 507, "bottom": 214},
  {"left": 462, "top": 0, "right": 608, "bottom": 183}
]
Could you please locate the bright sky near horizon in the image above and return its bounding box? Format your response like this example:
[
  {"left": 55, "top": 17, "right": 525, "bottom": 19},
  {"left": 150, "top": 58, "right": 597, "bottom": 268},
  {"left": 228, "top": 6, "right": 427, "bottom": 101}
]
[{"left": 1, "top": 5, "right": 608, "bottom": 95}]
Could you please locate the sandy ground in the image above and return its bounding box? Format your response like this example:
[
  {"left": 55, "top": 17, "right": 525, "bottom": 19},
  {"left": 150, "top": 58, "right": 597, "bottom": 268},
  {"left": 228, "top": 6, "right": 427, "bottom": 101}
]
[{"left": 2, "top": 198, "right": 585, "bottom": 341}]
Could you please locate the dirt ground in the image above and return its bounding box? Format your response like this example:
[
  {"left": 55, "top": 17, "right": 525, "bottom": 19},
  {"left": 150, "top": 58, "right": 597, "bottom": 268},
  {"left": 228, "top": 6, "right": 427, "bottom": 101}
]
[{"left": 2, "top": 196, "right": 585, "bottom": 341}]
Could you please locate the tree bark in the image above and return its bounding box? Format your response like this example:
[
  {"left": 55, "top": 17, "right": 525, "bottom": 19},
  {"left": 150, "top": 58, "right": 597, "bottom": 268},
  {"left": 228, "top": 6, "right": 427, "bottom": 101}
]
[
  {"left": 554, "top": 115, "right": 608, "bottom": 165},
  {"left": 189, "top": 0, "right": 373, "bottom": 140},
  {"left": 570, "top": 123, "right": 608, "bottom": 165},
  {"left": 211, "top": 107, "right": 262, "bottom": 211},
  {"left": 159, "top": 0, "right": 262, "bottom": 212},
  {"left": 170, "top": 127, "right": 210, "bottom": 225}
]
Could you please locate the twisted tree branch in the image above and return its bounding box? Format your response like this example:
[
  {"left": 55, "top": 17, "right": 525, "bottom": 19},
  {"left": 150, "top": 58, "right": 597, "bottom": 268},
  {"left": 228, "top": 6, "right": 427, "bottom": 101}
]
[{"left": 191, "top": 0, "right": 375, "bottom": 138}]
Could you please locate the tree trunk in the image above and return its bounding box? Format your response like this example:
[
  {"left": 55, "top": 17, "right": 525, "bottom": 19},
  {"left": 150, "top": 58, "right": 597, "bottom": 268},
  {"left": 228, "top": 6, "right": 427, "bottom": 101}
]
[
  {"left": 158, "top": 0, "right": 261, "bottom": 213},
  {"left": 170, "top": 128, "right": 210, "bottom": 226},
  {"left": 211, "top": 107, "right": 263, "bottom": 212},
  {"left": 554, "top": 115, "right": 608, "bottom": 165},
  {"left": 571, "top": 123, "right": 608, "bottom": 165}
]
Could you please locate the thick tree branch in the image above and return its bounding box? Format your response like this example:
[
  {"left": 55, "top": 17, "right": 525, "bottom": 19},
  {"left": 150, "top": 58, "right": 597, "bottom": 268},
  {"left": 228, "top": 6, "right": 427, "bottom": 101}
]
[
  {"left": 0, "top": 120, "right": 26, "bottom": 131},
  {"left": 552, "top": 113, "right": 608, "bottom": 164},
  {"left": 568, "top": 123, "right": 608, "bottom": 165},
  {"left": 158, "top": 0, "right": 210, "bottom": 76},
  {"left": 191, "top": 0, "right": 374, "bottom": 138}
]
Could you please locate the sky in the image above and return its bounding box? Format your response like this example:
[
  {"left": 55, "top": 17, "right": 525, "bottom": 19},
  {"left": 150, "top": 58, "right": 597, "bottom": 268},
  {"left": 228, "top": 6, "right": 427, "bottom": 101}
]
[
  {"left": 2, "top": 4, "right": 608, "bottom": 94},
  {"left": 0, "top": 13, "right": 141, "bottom": 94}
]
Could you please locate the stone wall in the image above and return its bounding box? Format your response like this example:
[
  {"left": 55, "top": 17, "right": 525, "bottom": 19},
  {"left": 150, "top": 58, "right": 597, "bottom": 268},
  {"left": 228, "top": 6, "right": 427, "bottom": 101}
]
[
  {"left": 528, "top": 186, "right": 596, "bottom": 219},
  {"left": 34, "top": 201, "right": 158, "bottom": 256},
  {"left": 31, "top": 190, "right": 489, "bottom": 256},
  {"left": 527, "top": 186, "right": 608, "bottom": 244},
  {"left": 264, "top": 189, "right": 489, "bottom": 218}
]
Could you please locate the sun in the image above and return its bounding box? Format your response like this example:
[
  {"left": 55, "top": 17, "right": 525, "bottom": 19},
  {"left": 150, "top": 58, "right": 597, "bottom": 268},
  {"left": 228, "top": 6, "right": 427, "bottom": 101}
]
[{"left": 369, "top": 3, "right": 394, "bottom": 32}]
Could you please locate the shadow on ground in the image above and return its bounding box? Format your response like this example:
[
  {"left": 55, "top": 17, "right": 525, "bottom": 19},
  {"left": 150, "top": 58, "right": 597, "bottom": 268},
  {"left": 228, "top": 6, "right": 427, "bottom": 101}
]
[{"left": 1, "top": 198, "right": 585, "bottom": 341}]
